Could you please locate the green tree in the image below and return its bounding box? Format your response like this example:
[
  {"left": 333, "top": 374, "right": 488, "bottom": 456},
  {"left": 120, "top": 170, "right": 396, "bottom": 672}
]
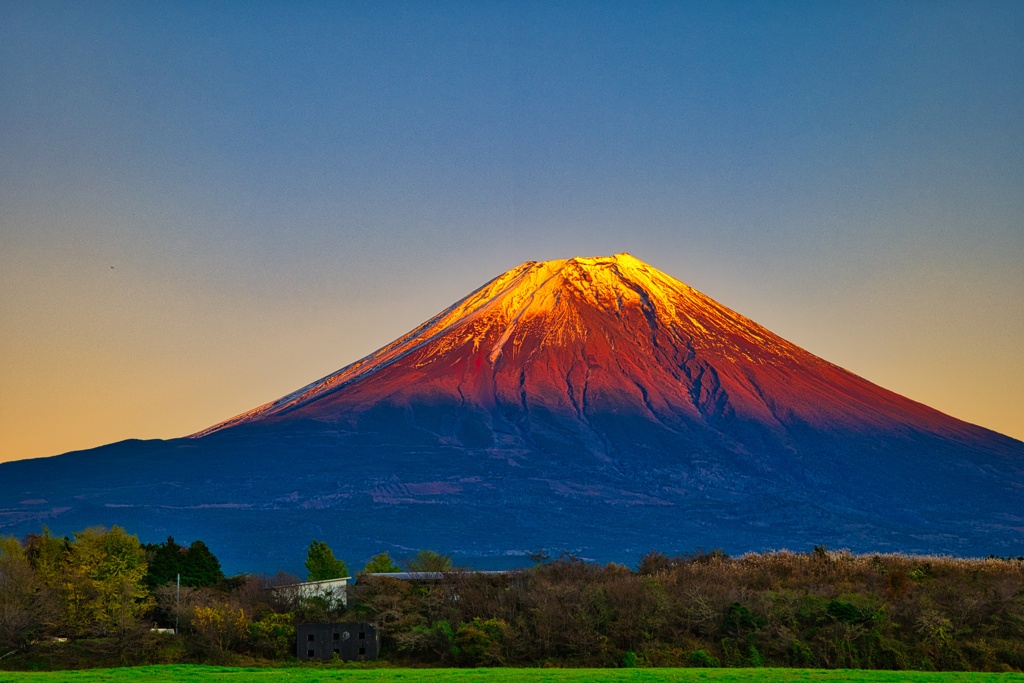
[
  {"left": 23, "top": 527, "right": 69, "bottom": 588},
  {"left": 362, "top": 551, "right": 402, "bottom": 574},
  {"left": 144, "top": 536, "right": 184, "bottom": 589},
  {"left": 66, "top": 526, "right": 153, "bottom": 637},
  {"left": 455, "top": 617, "right": 509, "bottom": 666},
  {"left": 23, "top": 529, "right": 73, "bottom": 637},
  {"left": 181, "top": 540, "right": 224, "bottom": 587},
  {"left": 146, "top": 537, "right": 225, "bottom": 589},
  {"left": 406, "top": 549, "right": 453, "bottom": 572},
  {"left": 304, "top": 540, "right": 348, "bottom": 581}
]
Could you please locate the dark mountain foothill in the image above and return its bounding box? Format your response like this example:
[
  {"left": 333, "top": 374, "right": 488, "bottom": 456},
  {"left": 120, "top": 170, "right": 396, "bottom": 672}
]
[{"left": 2, "top": 254, "right": 1022, "bottom": 574}]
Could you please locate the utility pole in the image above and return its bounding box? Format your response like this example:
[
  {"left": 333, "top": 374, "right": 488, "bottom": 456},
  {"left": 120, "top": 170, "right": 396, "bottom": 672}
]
[{"left": 175, "top": 573, "right": 180, "bottom": 636}]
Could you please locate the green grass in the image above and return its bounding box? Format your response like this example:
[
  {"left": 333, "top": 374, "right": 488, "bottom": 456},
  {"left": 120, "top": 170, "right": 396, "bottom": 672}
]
[{"left": 1, "top": 667, "right": 1022, "bottom": 683}]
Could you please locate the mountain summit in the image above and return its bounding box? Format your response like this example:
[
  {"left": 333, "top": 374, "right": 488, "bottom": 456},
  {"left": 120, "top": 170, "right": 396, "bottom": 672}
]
[
  {"left": 2, "top": 254, "right": 1021, "bottom": 573},
  {"left": 197, "top": 252, "right": 995, "bottom": 453}
]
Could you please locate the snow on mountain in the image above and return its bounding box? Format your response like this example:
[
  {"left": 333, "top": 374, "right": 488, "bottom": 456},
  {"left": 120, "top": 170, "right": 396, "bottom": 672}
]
[
  {"left": 1, "top": 253, "right": 1021, "bottom": 574},
  {"left": 195, "top": 253, "right": 997, "bottom": 450}
]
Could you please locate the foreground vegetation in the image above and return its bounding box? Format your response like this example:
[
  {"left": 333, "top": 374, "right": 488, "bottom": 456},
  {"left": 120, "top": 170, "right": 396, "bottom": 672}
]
[
  {"left": 352, "top": 549, "right": 1024, "bottom": 672},
  {"left": 2, "top": 527, "right": 1023, "bottom": 672},
  {"left": 1, "top": 665, "right": 1023, "bottom": 682}
]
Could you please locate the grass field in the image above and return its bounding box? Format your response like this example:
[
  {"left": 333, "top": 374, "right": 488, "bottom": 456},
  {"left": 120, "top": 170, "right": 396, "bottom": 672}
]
[{"left": 1, "top": 667, "right": 1022, "bottom": 683}]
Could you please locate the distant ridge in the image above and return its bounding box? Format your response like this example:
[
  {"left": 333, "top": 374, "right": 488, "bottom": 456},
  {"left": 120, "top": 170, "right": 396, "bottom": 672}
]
[{"left": 2, "top": 253, "right": 1021, "bottom": 574}]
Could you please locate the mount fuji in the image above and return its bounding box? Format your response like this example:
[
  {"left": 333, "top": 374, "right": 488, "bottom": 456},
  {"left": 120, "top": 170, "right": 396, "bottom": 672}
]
[{"left": 2, "top": 254, "right": 1021, "bottom": 573}]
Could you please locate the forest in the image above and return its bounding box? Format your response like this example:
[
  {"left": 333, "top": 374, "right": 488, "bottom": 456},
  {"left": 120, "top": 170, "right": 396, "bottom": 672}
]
[{"left": 1, "top": 526, "right": 1023, "bottom": 672}]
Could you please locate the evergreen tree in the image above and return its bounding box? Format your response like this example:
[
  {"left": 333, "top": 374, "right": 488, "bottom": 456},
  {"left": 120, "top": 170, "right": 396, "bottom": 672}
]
[
  {"left": 181, "top": 540, "right": 224, "bottom": 588},
  {"left": 362, "top": 551, "right": 402, "bottom": 574},
  {"left": 406, "top": 549, "right": 453, "bottom": 572},
  {"left": 144, "top": 537, "right": 224, "bottom": 588},
  {"left": 144, "top": 536, "right": 184, "bottom": 589},
  {"left": 305, "top": 540, "right": 348, "bottom": 581}
]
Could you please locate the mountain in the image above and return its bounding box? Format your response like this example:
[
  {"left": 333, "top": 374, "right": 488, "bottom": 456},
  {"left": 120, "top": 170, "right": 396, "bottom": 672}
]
[{"left": 2, "top": 254, "right": 1022, "bottom": 574}]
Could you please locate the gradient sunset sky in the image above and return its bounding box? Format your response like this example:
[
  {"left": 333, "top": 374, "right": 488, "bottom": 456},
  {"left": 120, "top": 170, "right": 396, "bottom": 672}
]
[{"left": 2, "top": 1, "right": 1022, "bottom": 463}]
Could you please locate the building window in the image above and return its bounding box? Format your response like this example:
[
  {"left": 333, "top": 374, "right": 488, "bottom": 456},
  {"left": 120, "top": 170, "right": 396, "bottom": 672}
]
[
  {"left": 359, "top": 646, "right": 366, "bottom": 655},
  {"left": 307, "top": 649, "right": 315, "bottom": 658},
  {"left": 359, "top": 631, "right": 365, "bottom": 640},
  {"left": 307, "top": 634, "right": 315, "bottom": 642},
  {"left": 332, "top": 633, "right": 340, "bottom": 641}
]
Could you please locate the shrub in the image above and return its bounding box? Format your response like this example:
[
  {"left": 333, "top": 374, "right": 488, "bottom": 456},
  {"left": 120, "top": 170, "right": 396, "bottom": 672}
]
[{"left": 689, "top": 648, "right": 720, "bottom": 667}]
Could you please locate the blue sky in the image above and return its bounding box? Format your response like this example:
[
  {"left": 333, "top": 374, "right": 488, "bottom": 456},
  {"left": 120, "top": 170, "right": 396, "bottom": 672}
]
[{"left": 2, "top": 0, "right": 1022, "bottom": 460}]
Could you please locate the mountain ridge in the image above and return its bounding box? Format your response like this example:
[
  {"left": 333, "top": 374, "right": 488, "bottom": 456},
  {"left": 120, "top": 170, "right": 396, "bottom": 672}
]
[{"left": 1, "top": 253, "right": 1021, "bottom": 574}]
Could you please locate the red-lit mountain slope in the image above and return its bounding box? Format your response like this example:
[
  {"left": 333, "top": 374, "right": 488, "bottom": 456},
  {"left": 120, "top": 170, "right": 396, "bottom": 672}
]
[
  {"left": 3, "top": 254, "right": 1020, "bottom": 574},
  {"left": 195, "top": 253, "right": 1001, "bottom": 454}
]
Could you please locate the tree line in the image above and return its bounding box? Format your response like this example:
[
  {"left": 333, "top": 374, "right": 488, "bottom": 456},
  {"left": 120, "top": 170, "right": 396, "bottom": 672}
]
[{"left": 1, "top": 526, "right": 1023, "bottom": 672}]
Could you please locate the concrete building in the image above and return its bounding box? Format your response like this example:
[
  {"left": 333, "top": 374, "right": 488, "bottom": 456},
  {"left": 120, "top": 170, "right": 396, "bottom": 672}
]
[{"left": 297, "top": 622, "right": 379, "bottom": 661}]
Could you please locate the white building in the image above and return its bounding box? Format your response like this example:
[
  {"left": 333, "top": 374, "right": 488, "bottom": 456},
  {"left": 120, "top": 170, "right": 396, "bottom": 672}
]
[{"left": 277, "top": 576, "right": 351, "bottom": 609}]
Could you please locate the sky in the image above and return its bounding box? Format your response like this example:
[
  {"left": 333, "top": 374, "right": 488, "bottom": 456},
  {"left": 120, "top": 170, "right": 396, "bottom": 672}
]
[{"left": 1, "top": 0, "right": 1022, "bottom": 463}]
